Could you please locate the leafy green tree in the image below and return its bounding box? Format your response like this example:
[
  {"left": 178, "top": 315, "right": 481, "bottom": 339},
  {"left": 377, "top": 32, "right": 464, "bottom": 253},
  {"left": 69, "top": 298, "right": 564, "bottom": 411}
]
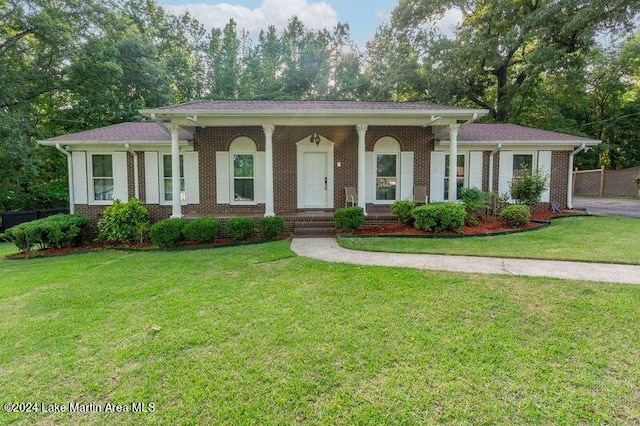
[{"left": 391, "top": 0, "right": 640, "bottom": 122}]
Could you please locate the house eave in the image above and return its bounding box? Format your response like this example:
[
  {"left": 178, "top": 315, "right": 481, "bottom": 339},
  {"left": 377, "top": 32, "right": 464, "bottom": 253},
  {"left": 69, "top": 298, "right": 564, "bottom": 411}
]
[
  {"left": 37, "top": 139, "right": 193, "bottom": 149},
  {"left": 436, "top": 139, "right": 602, "bottom": 150},
  {"left": 139, "top": 108, "right": 490, "bottom": 127}
]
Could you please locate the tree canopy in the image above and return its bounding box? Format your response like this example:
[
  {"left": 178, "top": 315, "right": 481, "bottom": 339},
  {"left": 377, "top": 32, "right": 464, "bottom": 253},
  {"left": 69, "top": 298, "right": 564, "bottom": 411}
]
[{"left": 0, "top": 0, "right": 638, "bottom": 210}]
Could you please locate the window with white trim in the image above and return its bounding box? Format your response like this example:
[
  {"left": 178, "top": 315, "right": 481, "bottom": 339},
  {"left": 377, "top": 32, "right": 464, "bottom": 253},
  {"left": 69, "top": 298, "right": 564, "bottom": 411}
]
[
  {"left": 229, "top": 137, "right": 257, "bottom": 204},
  {"left": 90, "top": 154, "right": 114, "bottom": 202},
  {"left": 444, "top": 154, "right": 466, "bottom": 200},
  {"left": 162, "top": 154, "right": 185, "bottom": 202},
  {"left": 373, "top": 137, "right": 401, "bottom": 203},
  {"left": 513, "top": 154, "right": 534, "bottom": 181},
  {"left": 233, "top": 154, "right": 254, "bottom": 202}
]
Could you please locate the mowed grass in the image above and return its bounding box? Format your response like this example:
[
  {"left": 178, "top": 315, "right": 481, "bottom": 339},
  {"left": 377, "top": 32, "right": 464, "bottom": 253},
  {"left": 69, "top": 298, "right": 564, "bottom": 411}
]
[
  {"left": 340, "top": 216, "right": 640, "bottom": 264},
  {"left": 0, "top": 242, "right": 18, "bottom": 257},
  {"left": 1, "top": 241, "right": 640, "bottom": 424}
]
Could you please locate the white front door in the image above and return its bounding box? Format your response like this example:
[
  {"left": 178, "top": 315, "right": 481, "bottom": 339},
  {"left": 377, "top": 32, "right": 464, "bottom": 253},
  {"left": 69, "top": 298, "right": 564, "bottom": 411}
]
[{"left": 303, "top": 152, "right": 328, "bottom": 207}]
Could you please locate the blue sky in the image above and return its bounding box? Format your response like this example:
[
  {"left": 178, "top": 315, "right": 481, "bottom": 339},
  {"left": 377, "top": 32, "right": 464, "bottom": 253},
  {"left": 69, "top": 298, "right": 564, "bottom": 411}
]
[{"left": 160, "top": 0, "right": 402, "bottom": 48}]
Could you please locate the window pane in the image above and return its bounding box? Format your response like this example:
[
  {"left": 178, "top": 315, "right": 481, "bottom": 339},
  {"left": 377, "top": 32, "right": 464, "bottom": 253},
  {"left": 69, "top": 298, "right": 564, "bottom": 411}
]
[
  {"left": 377, "top": 154, "right": 396, "bottom": 177},
  {"left": 234, "top": 155, "right": 254, "bottom": 178},
  {"left": 94, "top": 178, "right": 114, "bottom": 201},
  {"left": 163, "top": 155, "right": 184, "bottom": 178},
  {"left": 164, "top": 178, "right": 185, "bottom": 201},
  {"left": 376, "top": 177, "right": 396, "bottom": 200},
  {"left": 234, "top": 179, "right": 254, "bottom": 201},
  {"left": 92, "top": 155, "right": 112, "bottom": 177},
  {"left": 444, "top": 154, "right": 465, "bottom": 199},
  {"left": 513, "top": 154, "right": 533, "bottom": 179}
]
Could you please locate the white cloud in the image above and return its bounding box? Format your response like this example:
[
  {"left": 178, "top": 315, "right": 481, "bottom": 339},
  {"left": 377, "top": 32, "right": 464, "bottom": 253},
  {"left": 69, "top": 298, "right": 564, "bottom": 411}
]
[
  {"left": 162, "top": 0, "right": 338, "bottom": 35},
  {"left": 374, "top": 8, "right": 391, "bottom": 22},
  {"left": 435, "top": 8, "right": 463, "bottom": 37}
]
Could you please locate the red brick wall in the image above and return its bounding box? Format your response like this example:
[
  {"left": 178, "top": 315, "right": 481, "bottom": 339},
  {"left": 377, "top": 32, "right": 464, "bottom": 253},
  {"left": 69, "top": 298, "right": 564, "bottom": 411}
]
[
  {"left": 550, "top": 151, "right": 569, "bottom": 209},
  {"left": 73, "top": 127, "right": 571, "bottom": 221}
]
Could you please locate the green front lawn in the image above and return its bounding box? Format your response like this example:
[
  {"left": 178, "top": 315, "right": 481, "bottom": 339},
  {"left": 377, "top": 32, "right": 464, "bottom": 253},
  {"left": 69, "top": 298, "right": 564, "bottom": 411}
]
[
  {"left": 1, "top": 242, "right": 640, "bottom": 424},
  {"left": 340, "top": 216, "right": 640, "bottom": 264},
  {"left": 0, "top": 242, "right": 19, "bottom": 257}
]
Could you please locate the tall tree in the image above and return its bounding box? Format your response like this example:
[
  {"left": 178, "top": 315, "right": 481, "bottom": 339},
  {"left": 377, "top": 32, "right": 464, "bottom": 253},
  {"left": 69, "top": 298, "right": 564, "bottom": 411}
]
[{"left": 391, "top": 0, "right": 640, "bottom": 122}]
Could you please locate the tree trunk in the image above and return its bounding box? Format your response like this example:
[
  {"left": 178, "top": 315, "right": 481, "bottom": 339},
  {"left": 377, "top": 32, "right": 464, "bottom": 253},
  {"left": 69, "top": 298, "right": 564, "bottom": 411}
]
[{"left": 494, "top": 66, "right": 509, "bottom": 123}]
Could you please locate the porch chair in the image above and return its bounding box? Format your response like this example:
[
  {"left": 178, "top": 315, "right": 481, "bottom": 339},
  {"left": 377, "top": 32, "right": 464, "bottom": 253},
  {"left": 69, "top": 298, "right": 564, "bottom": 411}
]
[
  {"left": 413, "top": 186, "right": 428, "bottom": 204},
  {"left": 344, "top": 187, "right": 358, "bottom": 207}
]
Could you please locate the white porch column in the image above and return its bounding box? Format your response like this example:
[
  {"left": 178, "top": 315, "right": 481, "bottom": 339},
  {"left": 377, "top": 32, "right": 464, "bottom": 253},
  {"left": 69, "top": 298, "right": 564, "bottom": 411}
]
[
  {"left": 263, "top": 124, "right": 275, "bottom": 217},
  {"left": 448, "top": 124, "right": 460, "bottom": 202},
  {"left": 170, "top": 124, "right": 182, "bottom": 218},
  {"left": 356, "top": 124, "right": 368, "bottom": 215}
]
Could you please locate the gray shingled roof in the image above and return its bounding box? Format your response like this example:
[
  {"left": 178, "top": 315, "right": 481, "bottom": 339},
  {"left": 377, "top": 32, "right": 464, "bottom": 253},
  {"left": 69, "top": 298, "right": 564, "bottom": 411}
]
[
  {"left": 42, "top": 122, "right": 193, "bottom": 142},
  {"left": 153, "top": 99, "right": 470, "bottom": 112},
  {"left": 438, "top": 123, "right": 596, "bottom": 142}
]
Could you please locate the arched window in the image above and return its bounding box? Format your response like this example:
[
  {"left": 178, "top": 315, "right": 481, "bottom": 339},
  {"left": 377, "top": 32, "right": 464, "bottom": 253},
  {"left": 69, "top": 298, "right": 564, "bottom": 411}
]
[
  {"left": 229, "top": 137, "right": 257, "bottom": 203},
  {"left": 373, "top": 137, "right": 401, "bottom": 202}
]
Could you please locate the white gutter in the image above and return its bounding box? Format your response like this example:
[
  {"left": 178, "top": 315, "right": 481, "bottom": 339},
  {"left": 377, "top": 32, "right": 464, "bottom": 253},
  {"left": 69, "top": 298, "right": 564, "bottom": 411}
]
[
  {"left": 125, "top": 144, "right": 140, "bottom": 200},
  {"left": 488, "top": 143, "right": 502, "bottom": 192},
  {"left": 567, "top": 143, "right": 587, "bottom": 209},
  {"left": 55, "top": 144, "right": 74, "bottom": 214}
]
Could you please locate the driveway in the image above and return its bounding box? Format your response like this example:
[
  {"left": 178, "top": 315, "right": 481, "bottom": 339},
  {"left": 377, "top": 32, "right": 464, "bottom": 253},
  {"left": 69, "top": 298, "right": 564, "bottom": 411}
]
[{"left": 572, "top": 197, "right": 640, "bottom": 218}]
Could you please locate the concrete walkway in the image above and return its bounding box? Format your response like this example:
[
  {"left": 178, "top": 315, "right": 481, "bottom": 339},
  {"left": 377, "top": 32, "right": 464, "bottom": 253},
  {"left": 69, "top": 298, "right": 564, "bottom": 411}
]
[{"left": 290, "top": 238, "right": 640, "bottom": 285}]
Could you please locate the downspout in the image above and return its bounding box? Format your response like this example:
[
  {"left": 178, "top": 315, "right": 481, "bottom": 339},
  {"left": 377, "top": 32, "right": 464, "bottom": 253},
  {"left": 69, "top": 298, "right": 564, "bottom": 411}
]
[
  {"left": 125, "top": 143, "right": 140, "bottom": 200},
  {"left": 55, "top": 144, "right": 74, "bottom": 214},
  {"left": 488, "top": 143, "right": 502, "bottom": 192},
  {"left": 567, "top": 143, "right": 587, "bottom": 209}
]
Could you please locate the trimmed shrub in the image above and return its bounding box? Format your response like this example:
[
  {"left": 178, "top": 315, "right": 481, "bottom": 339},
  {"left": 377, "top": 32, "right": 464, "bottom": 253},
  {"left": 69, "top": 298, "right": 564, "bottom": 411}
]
[
  {"left": 412, "top": 203, "right": 466, "bottom": 233},
  {"left": 259, "top": 216, "right": 285, "bottom": 240},
  {"left": 184, "top": 218, "right": 220, "bottom": 243},
  {"left": 150, "top": 218, "right": 187, "bottom": 248},
  {"left": 4, "top": 214, "right": 91, "bottom": 251},
  {"left": 509, "top": 170, "right": 548, "bottom": 207},
  {"left": 459, "top": 187, "right": 489, "bottom": 221},
  {"left": 334, "top": 207, "right": 365, "bottom": 231},
  {"left": 500, "top": 204, "right": 531, "bottom": 228},
  {"left": 391, "top": 200, "right": 416, "bottom": 224},
  {"left": 97, "top": 199, "right": 150, "bottom": 245},
  {"left": 225, "top": 217, "right": 255, "bottom": 242}
]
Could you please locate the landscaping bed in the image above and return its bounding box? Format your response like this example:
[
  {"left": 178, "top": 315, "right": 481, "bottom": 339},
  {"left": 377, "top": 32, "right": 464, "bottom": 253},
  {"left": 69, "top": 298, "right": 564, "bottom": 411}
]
[
  {"left": 348, "top": 211, "right": 580, "bottom": 237},
  {"left": 5, "top": 232, "right": 293, "bottom": 260}
]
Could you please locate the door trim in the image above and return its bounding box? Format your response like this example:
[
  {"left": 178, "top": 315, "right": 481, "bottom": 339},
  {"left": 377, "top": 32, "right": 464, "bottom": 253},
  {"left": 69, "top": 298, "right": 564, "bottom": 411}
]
[{"left": 296, "top": 136, "right": 334, "bottom": 209}]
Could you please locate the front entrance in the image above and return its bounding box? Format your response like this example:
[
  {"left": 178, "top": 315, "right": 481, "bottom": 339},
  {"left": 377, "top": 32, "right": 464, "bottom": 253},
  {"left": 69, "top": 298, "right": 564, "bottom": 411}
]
[
  {"left": 303, "top": 152, "right": 328, "bottom": 207},
  {"left": 296, "top": 135, "right": 334, "bottom": 209}
]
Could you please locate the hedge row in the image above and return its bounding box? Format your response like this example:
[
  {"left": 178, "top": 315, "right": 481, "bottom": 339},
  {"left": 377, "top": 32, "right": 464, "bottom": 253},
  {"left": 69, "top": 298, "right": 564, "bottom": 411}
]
[
  {"left": 2, "top": 214, "right": 92, "bottom": 251},
  {"left": 149, "top": 216, "right": 286, "bottom": 248}
]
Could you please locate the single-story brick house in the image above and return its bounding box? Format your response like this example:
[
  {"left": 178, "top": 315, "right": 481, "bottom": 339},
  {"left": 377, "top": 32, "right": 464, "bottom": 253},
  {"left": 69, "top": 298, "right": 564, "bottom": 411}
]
[{"left": 39, "top": 100, "right": 600, "bottom": 222}]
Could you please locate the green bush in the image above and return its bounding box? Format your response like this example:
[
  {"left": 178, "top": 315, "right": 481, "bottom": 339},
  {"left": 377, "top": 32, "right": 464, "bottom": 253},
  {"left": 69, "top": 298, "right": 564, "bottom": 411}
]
[
  {"left": 509, "top": 170, "right": 548, "bottom": 207},
  {"left": 391, "top": 200, "right": 416, "bottom": 224},
  {"left": 184, "top": 218, "right": 220, "bottom": 243},
  {"left": 4, "top": 214, "right": 91, "bottom": 252},
  {"left": 459, "top": 187, "right": 489, "bottom": 220},
  {"left": 150, "top": 218, "right": 187, "bottom": 248},
  {"left": 225, "top": 217, "right": 255, "bottom": 242},
  {"left": 500, "top": 204, "right": 531, "bottom": 228},
  {"left": 412, "top": 203, "right": 466, "bottom": 233},
  {"left": 334, "top": 207, "right": 365, "bottom": 231},
  {"left": 259, "top": 216, "right": 285, "bottom": 240},
  {"left": 97, "top": 199, "right": 150, "bottom": 245}
]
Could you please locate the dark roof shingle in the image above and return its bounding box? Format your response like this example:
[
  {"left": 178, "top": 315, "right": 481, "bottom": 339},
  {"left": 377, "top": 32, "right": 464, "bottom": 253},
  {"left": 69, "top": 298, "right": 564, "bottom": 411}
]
[
  {"left": 438, "top": 123, "right": 594, "bottom": 142},
  {"left": 153, "top": 100, "right": 469, "bottom": 112},
  {"left": 43, "top": 122, "right": 193, "bottom": 142}
]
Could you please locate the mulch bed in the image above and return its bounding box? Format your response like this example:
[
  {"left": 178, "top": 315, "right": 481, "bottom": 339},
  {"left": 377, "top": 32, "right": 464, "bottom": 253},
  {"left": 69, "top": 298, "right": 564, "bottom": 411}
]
[
  {"left": 349, "top": 211, "right": 582, "bottom": 237},
  {"left": 5, "top": 232, "right": 293, "bottom": 260}
]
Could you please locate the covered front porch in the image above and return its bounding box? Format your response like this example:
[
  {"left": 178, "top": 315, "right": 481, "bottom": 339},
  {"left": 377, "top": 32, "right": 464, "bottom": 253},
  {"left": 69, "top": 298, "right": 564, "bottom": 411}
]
[{"left": 140, "top": 100, "right": 487, "bottom": 220}]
